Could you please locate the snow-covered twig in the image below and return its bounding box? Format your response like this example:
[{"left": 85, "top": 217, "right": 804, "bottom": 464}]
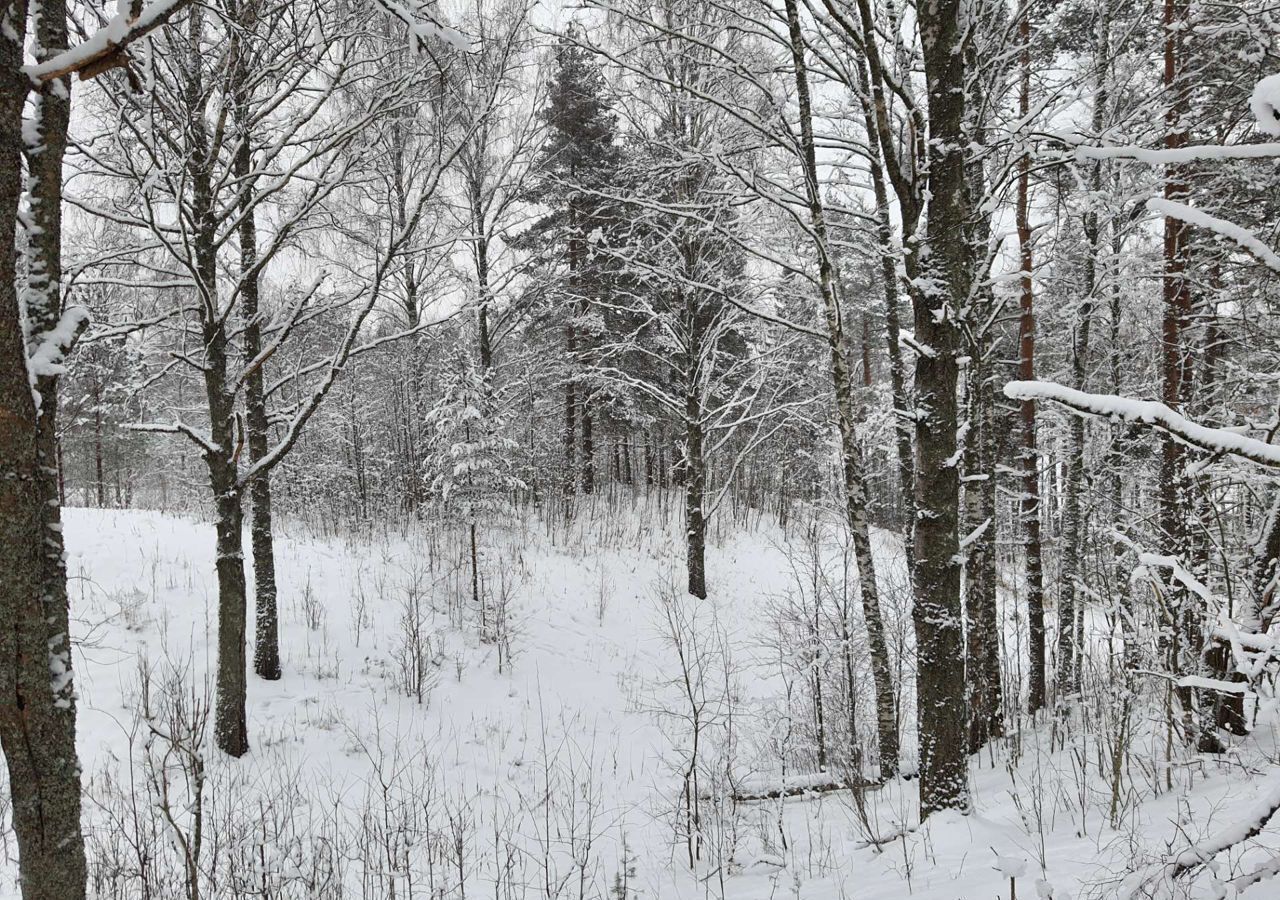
[
  {"left": 1076, "top": 142, "right": 1280, "bottom": 165},
  {"left": 126, "top": 421, "right": 220, "bottom": 457}
]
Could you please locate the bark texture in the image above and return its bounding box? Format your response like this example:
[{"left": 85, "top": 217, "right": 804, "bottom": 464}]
[
  {"left": 0, "top": 1, "right": 89, "bottom": 895},
  {"left": 1016, "top": 14, "right": 1046, "bottom": 715},
  {"left": 915, "top": 0, "right": 972, "bottom": 815}
]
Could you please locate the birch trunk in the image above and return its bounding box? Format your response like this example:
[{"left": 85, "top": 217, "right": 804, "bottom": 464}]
[{"left": 783, "top": 0, "right": 898, "bottom": 778}]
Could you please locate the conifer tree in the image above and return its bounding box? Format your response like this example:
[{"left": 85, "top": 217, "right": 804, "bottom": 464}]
[
  {"left": 521, "top": 28, "right": 622, "bottom": 501},
  {"left": 423, "top": 352, "right": 525, "bottom": 615}
]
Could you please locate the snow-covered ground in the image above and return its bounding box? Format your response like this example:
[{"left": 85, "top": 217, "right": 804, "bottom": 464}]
[{"left": 4, "top": 506, "right": 1280, "bottom": 899}]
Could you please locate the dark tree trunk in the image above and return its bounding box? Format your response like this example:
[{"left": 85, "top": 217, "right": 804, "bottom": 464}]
[
  {"left": 915, "top": 0, "right": 971, "bottom": 815},
  {"left": 683, "top": 280, "right": 708, "bottom": 600},
  {"left": 93, "top": 396, "right": 106, "bottom": 507},
  {"left": 212, "top": 471, "right": 249, "bottom": 757},
  {"left": 582, "top": 397, "right": 595, "bottom": 495},
  {"left": 964, "top": 349, "right": 1003, "bottom": 753},
  {"left": 0, "top": 1, "right": 89, "bottom": 895},
  {"left": 186, "top": 5, "right": 249, "bottom": 758},
  {"left": 1016, "top": 15, "right": 1047, "bottom": 716},
  {"left": 472, "top": 180, "right": 494, "bottom": 371},
  {"left": 684, "top": 409, "right": 707, "bottom": 600},
  {"left": 564, "top": 332, "right": 577, "bottom": 504},
  {"left": 1159, "top": 0, "right": 1217, "bottom": 752},
  {"left": 234, "top": 75, "right": 281, "bottom": 683},
  {"left": 1058, "top": 4, "right": 1111, "bottom": 702}
]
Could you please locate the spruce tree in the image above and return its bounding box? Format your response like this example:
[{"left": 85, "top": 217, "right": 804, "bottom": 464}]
[
  {"left": 423, "top": 352, "right": 525, "bottom": 622},
  {"left": 521, "top": 28, "right": 622, "bottom": 501}
]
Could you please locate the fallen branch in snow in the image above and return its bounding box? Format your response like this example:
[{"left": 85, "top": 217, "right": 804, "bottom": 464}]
[
  {"left": 730, "top": 772, "right": 875, "bottom": 803},
  {"left": 1169, "top": 782, "right": 1280, "bottom": 876},
  {"left": 1003, "top": 380, "right": 1280, "bottom": 468}
]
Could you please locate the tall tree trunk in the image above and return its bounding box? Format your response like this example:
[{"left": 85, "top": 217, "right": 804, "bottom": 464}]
[
  {"left": 564, "top": 324, "right": 577, "bottom": 505},
  {"left": 959, "top": 13, "right": 1003, "bottom": 754},
  {"left": 783, "top": 0, "right": 898, "bottom": 779},
  {"left": 682, "top": 283, "right": 708, "bottom": 600},
  {"left": 0, "top": 1, "right": 89, "bottom": 895},
  {"left": 564, "top": 197, "right": 580, "bottom": 507},
  {"left": 964, "top": 356, "right": 1002, "bottom": 752},
  {"left": 93, "top": 392, "right": 105, "bottom": 507},
  {"left": 858, "top": 58, "right": 916, "bottom": 563},
  {"left": 915, "top": 0, "right": 972, "bottom": 815},
  {"left": 186, "top": 5, "right": 249, "bottom": 758},
  {"left": 1016, "top": 14, "right": 1047, "bottom": 715},
  {"left": 684, "top": 400, "right": 707, "bottom": 600},
  {"left": 582, "top": 396, "right": 595, "bottom": 495},
  {"left": 1057, "top": 15, "right": 1109, "bottom": 698},
  {"left": 472, "top": 180, "right": 494, "bottom": 372},
  {"left": 1159, "top": 0, "right": 1217, "bottom": 752},
  {"left": 234, "top": 72, "right": 281, "bottom": 683}
]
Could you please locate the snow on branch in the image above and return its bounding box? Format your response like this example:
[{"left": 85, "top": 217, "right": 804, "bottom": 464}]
[
  {"left": 1130, "top": 779, "right": 1280, "bottom": 896},
  {"left": 27, "top": 306, "right": 89, "bottom": 378},
  {"left": 1252, "top": 74, "right": 1280, "bottom": 137},
  {"left": 26, "top": 0, "right": 195, "bottom": 84},
  {"left": 1178, "top": 786, "right": 1280, "bottom": 862},
  {"left": 1076, "top": 142, "right": 1280, "bottom": 164},
  {"left": 126, "top": 420, "right": 220, "bottom": 457},
  {"left": 1003, "top": 380, "right": 1280, "bottom": 468},
  {"left": 370, "top": 0, "right": 475, "bottom": 53},
  {"left": 1148, "top": 198, "right": 1280, "bottom": 274}
]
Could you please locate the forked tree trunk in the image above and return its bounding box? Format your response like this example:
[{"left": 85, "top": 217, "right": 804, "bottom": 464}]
[
  {"left": 915, "top": 0, "right": 972, "bottom": 816},
  {"left": 0, "top": 2, "right": 89, "bottom": 895},
  {"left": 185, "top": 5, "right": 250, "bottom": 758},
  {"left": 783, "top": 0, "right": 898, "bottom": 779}
]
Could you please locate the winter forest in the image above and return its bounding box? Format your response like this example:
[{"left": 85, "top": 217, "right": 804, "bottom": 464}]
[{"left": 6, "top": 0, "right": 1280, "bottom": 898}]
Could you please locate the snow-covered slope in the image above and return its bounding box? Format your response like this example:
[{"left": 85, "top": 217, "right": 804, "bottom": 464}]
[{"left": 2, "top": 507, "right": 1277, "bottom": 899}]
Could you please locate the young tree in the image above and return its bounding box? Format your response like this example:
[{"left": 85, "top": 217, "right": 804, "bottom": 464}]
[{"left": 423, "top": 351, "right": 525, "bottom": 612}]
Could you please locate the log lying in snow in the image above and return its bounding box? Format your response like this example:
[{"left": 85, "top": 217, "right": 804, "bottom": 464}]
[{"left": 731, "top": 772, "right": 877, "bottom": 803}]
